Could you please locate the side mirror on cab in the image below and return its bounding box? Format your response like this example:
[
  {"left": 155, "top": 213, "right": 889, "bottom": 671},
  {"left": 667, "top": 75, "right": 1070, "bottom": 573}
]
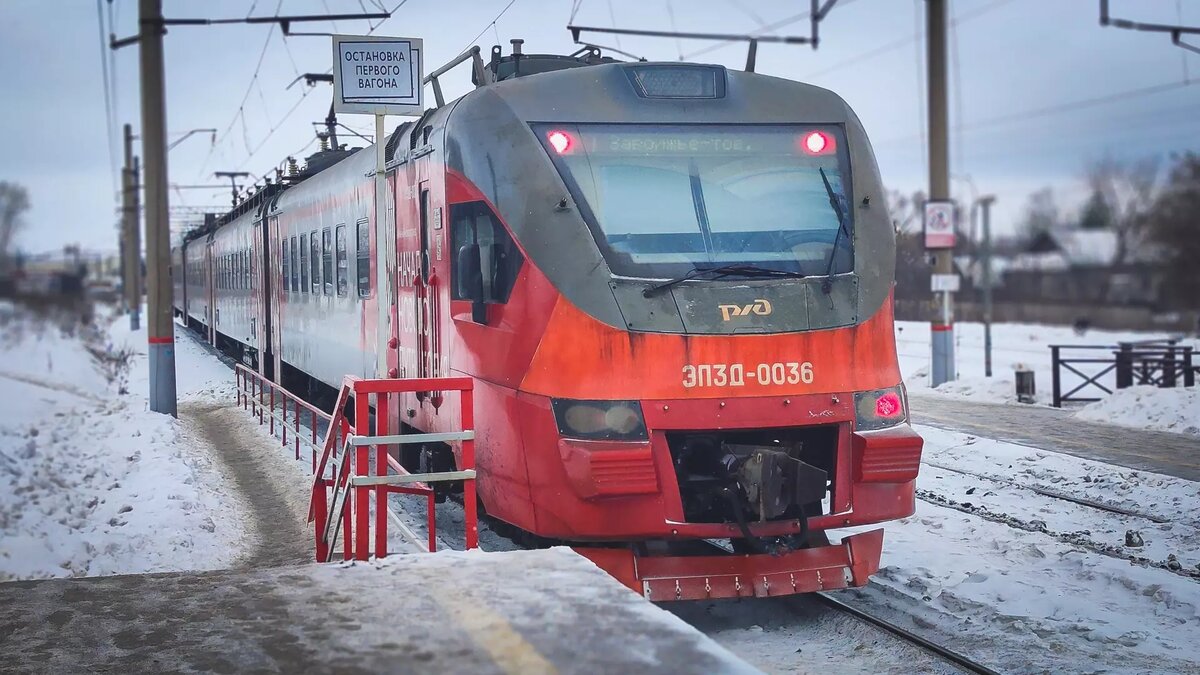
[{"left": 455, "top": 243, "right": 487, "bottom": 323}]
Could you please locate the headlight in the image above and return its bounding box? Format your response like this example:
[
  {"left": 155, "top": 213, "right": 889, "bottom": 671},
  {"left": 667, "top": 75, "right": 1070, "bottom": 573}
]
[
  {"left": 551, "top": 399, "right": 648, "bottom": 441},
  {"left": 854, "top": 385, "right": 908, "bottom": 431}
]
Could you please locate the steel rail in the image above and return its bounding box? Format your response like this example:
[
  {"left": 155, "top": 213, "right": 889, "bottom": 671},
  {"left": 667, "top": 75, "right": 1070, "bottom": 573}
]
[{"left": 814, "top": 593, "right": 1001, "bottom": 675}]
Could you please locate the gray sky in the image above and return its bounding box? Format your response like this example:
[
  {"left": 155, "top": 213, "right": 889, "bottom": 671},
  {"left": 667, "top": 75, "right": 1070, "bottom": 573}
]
[{"left": 2, "top": 0, "right": 1197, "bottom": 254}]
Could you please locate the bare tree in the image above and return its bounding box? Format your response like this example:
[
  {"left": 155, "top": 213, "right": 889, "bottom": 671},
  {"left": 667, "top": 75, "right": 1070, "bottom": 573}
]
[
  {"left": 1085, "top": 155, "right": 1160, "bottom": 265},
  {"left": 1018, "top": 187, "right": 1060, "bottom": 242},
  {"left": 1145, "top": 153, "right": 1200, "bottom": 308},
  {"left": 886, "top": 189, "right": 927, "bottom": 234},
  {"left": 0, "top": 181, "right": 30, "bottom": 259}
]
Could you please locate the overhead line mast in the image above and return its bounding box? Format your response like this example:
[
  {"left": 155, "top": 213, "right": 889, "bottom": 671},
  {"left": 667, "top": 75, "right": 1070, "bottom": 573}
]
[{"left": 110, "top": 3, "right": 396, "bottom": 417}]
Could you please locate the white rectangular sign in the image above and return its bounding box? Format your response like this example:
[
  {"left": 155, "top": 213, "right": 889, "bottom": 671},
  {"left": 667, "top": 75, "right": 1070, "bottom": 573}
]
[
  {"left": 923, "top": 200, "right": 956, "bottom": 249},
  {"left": 332, "top": 34, "right": 423, "bottom": 116},
  {"left": 930, "top": 273, "right": 961, "bottom": 292}
]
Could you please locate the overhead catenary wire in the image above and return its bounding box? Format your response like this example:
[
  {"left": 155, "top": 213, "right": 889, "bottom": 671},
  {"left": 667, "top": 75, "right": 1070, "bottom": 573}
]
[
  {"left": 460, "top": 0, "right": 519, "bottom": 54},
  {"left": 200, "top": 0, "right": 284, "bottom": 179},
  {"left": 229, "top": 0, "right": 409, "bottom": 177},
  {"left": 801, "top": 0, "right": 1019, "bottom": 81},
  {"left": 679, "top": 0, "right": 866, "bottom": 61},
  {"left": 96, "top": 0, "right": 118, "bottom": 198},
  {"left": 912, "top": 0, "right": 927, "bottom": 181}
]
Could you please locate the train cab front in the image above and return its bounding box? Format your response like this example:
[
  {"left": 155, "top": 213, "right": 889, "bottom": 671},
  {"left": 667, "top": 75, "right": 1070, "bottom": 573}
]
[
  {"left": 541, "top": 385, "right": 922, "bottom": 601},
  {"left": 444, "top": 60, "right": 923, "bottom": 600}
]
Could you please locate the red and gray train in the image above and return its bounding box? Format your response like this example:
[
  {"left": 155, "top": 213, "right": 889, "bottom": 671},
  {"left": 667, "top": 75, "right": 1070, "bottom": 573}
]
[{"left": 172, "top": 45, "right": 923, "bottom": 601}]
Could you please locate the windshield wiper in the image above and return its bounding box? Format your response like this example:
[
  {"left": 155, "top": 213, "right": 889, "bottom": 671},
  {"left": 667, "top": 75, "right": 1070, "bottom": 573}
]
[
  {"left": 642, "top": 263, "right": 806, "bottom": 298},
  {"left": 819, "top": 166, "right": 851, "bottom": 294}
]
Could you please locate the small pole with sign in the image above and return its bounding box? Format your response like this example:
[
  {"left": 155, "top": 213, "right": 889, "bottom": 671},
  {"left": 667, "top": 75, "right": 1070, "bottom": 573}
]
[
  {"left": 924, "top": 199, "right": 957, "bottom": 387},
  {"left": 332, "top": 34, "right": 424, "bottom": 379}
]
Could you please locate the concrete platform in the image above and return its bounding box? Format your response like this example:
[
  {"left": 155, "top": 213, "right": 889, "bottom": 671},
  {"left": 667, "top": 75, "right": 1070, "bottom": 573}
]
[{"left": 0, "top": 548, "right": 755, "bottom": 674}]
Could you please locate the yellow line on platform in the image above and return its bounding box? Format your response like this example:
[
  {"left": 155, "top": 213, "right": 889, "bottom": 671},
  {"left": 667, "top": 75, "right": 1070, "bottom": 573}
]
[{"left": 432, "top": 586, "right": 558, "bottom": 675}]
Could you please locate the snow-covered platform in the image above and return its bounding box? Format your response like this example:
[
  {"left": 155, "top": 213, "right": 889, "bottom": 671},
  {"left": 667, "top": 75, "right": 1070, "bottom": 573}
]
[{"left": 0, "top": 548, "right": 754, "bottom": 674}]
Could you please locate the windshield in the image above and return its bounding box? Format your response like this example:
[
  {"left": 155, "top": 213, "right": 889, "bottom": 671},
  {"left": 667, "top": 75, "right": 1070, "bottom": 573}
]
[{"left": 536, "top": 124, "right": 853, "bottom": 279}]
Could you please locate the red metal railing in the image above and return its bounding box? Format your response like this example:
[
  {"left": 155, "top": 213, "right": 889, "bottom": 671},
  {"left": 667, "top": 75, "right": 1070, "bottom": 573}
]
[
  {"left": 234, "top": 366, "right": 477, "bottom": 562},
  {"left": 308, "top": 375, "right": 478, "bottom": 562},
  {"left": 235, "top": 364, "right": 332, "bottom": 473}
]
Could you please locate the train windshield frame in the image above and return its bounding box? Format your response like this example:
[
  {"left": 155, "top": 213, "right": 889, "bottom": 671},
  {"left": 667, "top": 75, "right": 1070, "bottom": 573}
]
[{"left": 534, "top": 123, "right": 854, "bottom": 280}]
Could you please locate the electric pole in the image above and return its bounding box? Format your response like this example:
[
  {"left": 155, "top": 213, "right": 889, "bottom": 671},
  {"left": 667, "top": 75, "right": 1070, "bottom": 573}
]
[
  {"left": 122, "top": 123, "right": 141, "bottom": 332},
  {"left": 138, "top": 0, "right": 177, "bottom": 416},
  {"left": 927, "top": 0, "right": 955, "bottom": 387},
  {"left": 978, "top": 195, "right": 996, "bottom": 378}
]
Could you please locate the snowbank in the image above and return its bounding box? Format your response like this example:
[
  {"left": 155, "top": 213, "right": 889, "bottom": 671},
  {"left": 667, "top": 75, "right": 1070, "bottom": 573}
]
[
  {"left": 897, "top": 320, "right": 1199, "bottom": 434},
  {"left": 1075, "top": 385, "right": 1200, "bottom": 436},
  {"left": 0, "top": 304, "right": 251, "bottom": 581}
]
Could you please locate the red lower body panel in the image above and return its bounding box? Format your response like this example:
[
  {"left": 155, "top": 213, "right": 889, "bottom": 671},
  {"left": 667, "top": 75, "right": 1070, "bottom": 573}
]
[{"left": 574, "top": 528, "right": 885, "bottom": 602}]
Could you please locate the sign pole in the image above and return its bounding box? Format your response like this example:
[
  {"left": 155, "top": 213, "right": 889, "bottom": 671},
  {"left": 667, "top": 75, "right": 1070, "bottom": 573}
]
[
  {"left": 375, "top": 112, "right": 389, "bottom": 379},
  {"left": 332, "top": 33, "right": 423, "bottom": 380}
]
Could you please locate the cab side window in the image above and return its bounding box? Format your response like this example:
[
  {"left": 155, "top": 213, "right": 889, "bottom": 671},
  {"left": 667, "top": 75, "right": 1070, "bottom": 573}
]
[{"left": 450, "top": 201, "right": 522, "bottom": 304}]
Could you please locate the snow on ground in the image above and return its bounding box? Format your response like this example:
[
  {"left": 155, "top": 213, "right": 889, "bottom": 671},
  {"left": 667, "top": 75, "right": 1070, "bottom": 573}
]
[
  {"left": 0, "top": 302, "right": 253, "bottom": 581},
  {"left": 835, "top": 424, "right": 1200, "bottom": 674},
  {"left": 1074, "top": 385, "right": 1200, "bottom": 436},
  {"left": 897, "top": 320, "right": 1200, "bottom": 435}
]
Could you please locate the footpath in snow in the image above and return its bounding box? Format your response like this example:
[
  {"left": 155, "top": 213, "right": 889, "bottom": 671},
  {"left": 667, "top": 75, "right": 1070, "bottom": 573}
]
[{"left": 0, "top": 300, "right": 270, "bottom": 580}]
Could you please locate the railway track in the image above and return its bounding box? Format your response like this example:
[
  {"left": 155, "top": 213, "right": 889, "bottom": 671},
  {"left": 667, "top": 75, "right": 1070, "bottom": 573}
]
[{"left": 812, "top": 593, "right": 1001, "bottom": 675}]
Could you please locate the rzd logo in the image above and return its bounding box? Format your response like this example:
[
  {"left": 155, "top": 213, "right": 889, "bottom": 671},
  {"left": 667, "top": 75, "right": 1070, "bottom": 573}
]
[{"left": 718, "top": 299, "right": 772, "bottom": 322}]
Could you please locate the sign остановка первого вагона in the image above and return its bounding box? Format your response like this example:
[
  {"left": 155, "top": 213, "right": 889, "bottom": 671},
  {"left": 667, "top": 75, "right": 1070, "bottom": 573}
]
[{"left": 332, "top": 35, "right": 423, "bottom": 115}]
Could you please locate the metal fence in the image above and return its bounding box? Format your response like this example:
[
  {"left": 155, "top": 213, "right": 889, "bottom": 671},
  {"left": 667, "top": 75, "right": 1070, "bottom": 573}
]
[{"left": 1050, "top": 339, "right": 1196, "bottom": 407}]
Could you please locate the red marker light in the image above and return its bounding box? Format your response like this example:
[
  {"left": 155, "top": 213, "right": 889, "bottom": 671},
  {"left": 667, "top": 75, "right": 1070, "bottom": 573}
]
[
  {"left": 800, "top": 131, "right": 835, "bottom": 155},
  {"left": 547, "top": 130, "right": 574, "bottom": 154},
  {"left": 875, "top": 391, "right": 902, "bottom": 418}
]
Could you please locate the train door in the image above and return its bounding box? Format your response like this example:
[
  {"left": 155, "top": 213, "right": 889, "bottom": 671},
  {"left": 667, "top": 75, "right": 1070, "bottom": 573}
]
[
  {"left": 256, "top": 216, "right": 273, "bottom": 380},
  {"left": 415, "top": 164, "right": 444, "bottom": 409},
  {"left": 205, "top": 238, "right": 216, "bottom": 345},
  {"left": 268, "top": 214, "right": 283, "bottom": 384},
  {"left": 396, "top": 168, "right": 420, "bottom": 385}
]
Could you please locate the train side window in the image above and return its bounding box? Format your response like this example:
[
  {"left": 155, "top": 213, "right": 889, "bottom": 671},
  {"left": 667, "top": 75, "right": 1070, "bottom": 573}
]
[
  {"left": 282, "top": 241, "right": 290, "bottom": 293},
  {"left": 335, "top": 225, "right": 348, "bottom": 297},
  {"left": 322, "top": 227, "right": 333, "bottom": 296},
  {"left": 290, "top": 237, "right": 299, "bottom": 292},
  {"left": 249, "top": 250, "right": 254, "bottom": 291},
  {"left": 356, "top": 218, "right": 370, "bottom": 297},
  {"left": 450, "top": 201, "right": 523, "bottom": 304},
  {"left": 419, "top": 189, "right": 430, "bottom": 282},
  {"left": 300, "top": 234, "right": 309, "bottom": 293},
  {"left": 310, "top": 231, "right": 321, "bottom": 294}
]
